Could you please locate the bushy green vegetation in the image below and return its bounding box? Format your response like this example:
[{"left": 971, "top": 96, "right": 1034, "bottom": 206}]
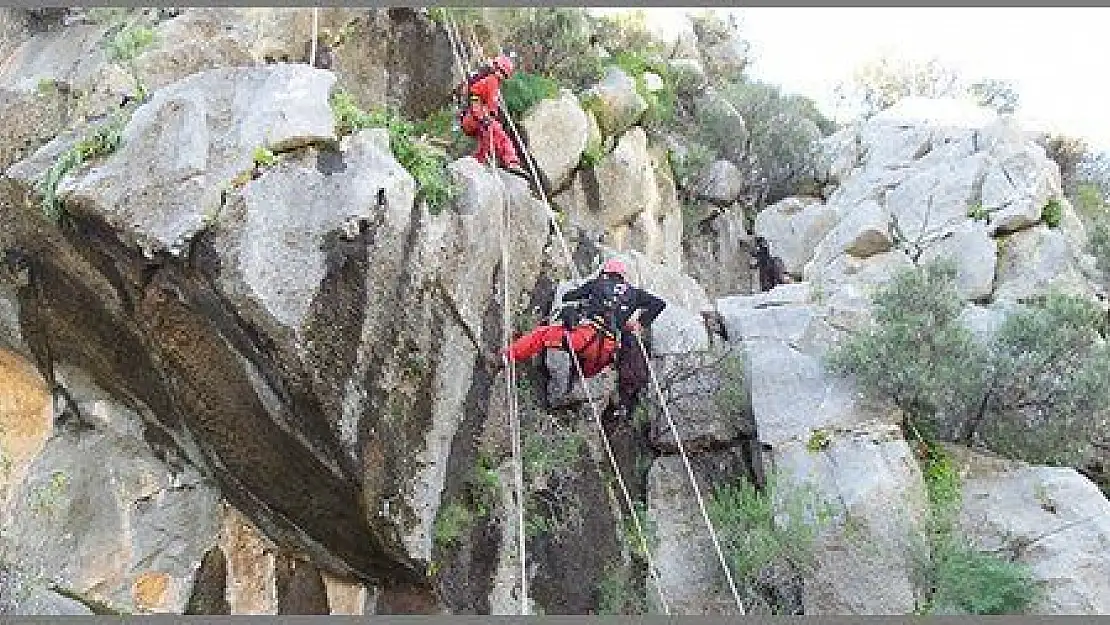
[
  {"left": 708, "top": 475, "right": 832, "bottom": 614},
  {"left": 828, "top": 261, "right": 1110, "bottom": 466},
  {"left": 501, "top": 71, "right": 559, "bottom": 119},
  {"left": 1042, "top": 197, "right": 1063, "bottom": 228},
  {"left": 596, "top": 564, "right": 648, "bottom": 615},
  {"left": 433, "top": 502, "right": 473, "bottom": 548},
  {"left": 708, "top": 80, "right": 831, "bottom": 202},
  {"left": 36, "top": 116, "right": 127, "bottom": 223},
  {"left": 331, "top": 91, "right": 458, "bottom": 214},
  {"left": 911, "top": 438, "right": 1039, "bottom": 615}
]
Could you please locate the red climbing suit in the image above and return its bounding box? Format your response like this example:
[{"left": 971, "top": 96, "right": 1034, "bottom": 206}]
[
  {"left": 460, "top": 62, "right": 520, "bottom": 168},
  {"left": 503, "top": 322, "right": 619, "bottom": 379}
]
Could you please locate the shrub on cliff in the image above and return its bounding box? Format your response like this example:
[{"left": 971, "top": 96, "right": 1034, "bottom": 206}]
[{"left": 829, "top": 261, "right": 1110, "bottom": 466}]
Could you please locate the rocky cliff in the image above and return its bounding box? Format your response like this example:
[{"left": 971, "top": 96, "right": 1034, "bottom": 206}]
[{"left": 0, "top": 7, "right": 1107, "bottom": 616}]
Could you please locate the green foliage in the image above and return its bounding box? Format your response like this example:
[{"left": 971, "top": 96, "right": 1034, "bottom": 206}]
[
  {"left": 1075, "top": 182, "right": 1108, "bottom": 220},
  {"left": 706, "top": 79, "right": 831, "bottom": 203},
  {"left": 1041, "top": 197, "right": 1063, "bottom": 228},
  {"left": 973, "top": 294, "right": 1110, "bottom": 465},
  {"left": 468, "top": 452, "right": 502, "bottom": 516},
  {"left": 330, "top": 91, "right": 458, "bottom": 214},
  {"left": 667, "top": 143, "right": 714, "bottom": 192},
  {"left": 967, "top": 203, "right": 990, "bottom": 222},
  {"left": 1089, "top": 218, "right": 1110, "bottom": 279},
  {"left": 829, "top": 261, "right": 1110, "bottom": 466},
  {"left": 620, "top": 501, "right": 657, "bottom": 560},
  {"left": 836, "top": 55, "right": 963, "bottom": 118},
  {"left": 912, "top": 436, "right": 1038, "bottom": 615},
  {"left": 596, "top": 564, "right": 647, "bottom": 615},
  {"left": 523, "top": 427, "right": 583, "bottom": 478},
  {"left": 709, "top": 475, "right": 832, "bottom": 614},
  {"left": 919, "top": 442, "right": 961, "bottom": 516},
  {"left": 827, "top": 260, "right": 984, "bottom": 438},
  {"left": 635, "top": 73, "right": 677, "bottom": 129},
  {"left": 433, "top": 502, "right": 473, "bottom": 549},
  {"left": 498, "top": 8, "right": 604, "bottom": 89},
  {"left": 252, "top": 146, "right": 276, "bottom": 168},
  {"left": 579, "top": 140, "right": 604, "bottom": 169},
  {"left": 35, "top": 78, "right": 58, "bottom": 97},
  {"left": 928, "top": 542, "right": 1038, "bottom": 614},
  {"left": 806, "top": 428, "right": 831, "bottom": 453},
  {"left": 36, "top": 116, "right": 127, "bottom": 222},
  {"left": 969, "top": 78, "right": 1020, "bottom": 115},
  {"left": 500, "top": 71, "right": 559, "bottom": 119},
  {"left": 103, "top": 23, "right": 156, "bottom": 100}
]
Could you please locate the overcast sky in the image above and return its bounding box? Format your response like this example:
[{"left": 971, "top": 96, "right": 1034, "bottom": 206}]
[{"left": 623, "top": 7, "right": 1110, "bottom": 152}]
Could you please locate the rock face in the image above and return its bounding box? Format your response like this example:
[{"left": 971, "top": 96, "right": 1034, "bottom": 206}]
[
  {"left": 754, "top": 198, "right": 838, "bottom": 278},
  {"left": 555, "top": 129, "right": 684, "bottom": 268},
  {"left": 954, "top": 451, "right": 1110, "bottom": 614},
  {"left": 580, "top": 66, "right": 647, "bottom": 139},
  {"left": 521, "top": 90, "right": 590, "bottom": 191},
  {"left": 0, "top": 60, "right": 550, "bottom": 605}
]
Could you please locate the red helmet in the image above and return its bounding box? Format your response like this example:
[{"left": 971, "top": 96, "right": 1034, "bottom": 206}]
[
  {"left": 491, "top": 54, "right": 514, "bottom": 77},
  {"left": 601, "top": 258, "right": 627, "bottom": 278}
]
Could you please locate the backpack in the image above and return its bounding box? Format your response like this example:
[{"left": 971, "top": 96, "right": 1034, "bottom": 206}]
[{"left": 583, "top": 277, "right": 634, "bottom": 337}]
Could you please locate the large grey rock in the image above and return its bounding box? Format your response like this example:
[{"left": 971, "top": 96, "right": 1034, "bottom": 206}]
[
  {"left": 138, "top": 9, "right": 253, "bottom": 73},
  {"left": 683, "top": 209, "right": 755, "bottom": 299},
  {"left": 625, "top": 146, "right": 685, "bottom": 269},
  {"left": 560, "top": 127, "right": 658, "bottom": 233},
  {"left": 7, "top": 64, "right": 339, "bottom": 258},
  {"left": 0, "top": 23, "right": 120, "bottom": 170},
  {"left": 718, "top": 293, "right": 816, "bottom": 346},
  {"left": 521, "top": 89, "right": 590, "bottom": 190},
  {"left": 805, "top": 249, "right": 916, "bottom": 294},
  {"left": 754, "top": 197, "right": 839, "bottom": 277},
  {"left": 825, "top": 165, "right": 912, "bottom": 211},
  {"left": 649, "top": 349, "right": 753, "bottom": 452},
  {"left": 696, "top": 159, "right": 745, "bottom": 205},
  {"left": 210, "top": 130, "right": 411, "bottom": 334},
  {"left": 744, "top": 338, "right": 879, "bottom": 447},
  {"left": 885, "top": 154, "right": 988, "bottom": 245},
  {"left": 447, "top": 156, "right": 503, "bottom": 216},
  {"left": 818, "top": 126, "right": 861, "bottom": 185},
  {"left": 0, "top": 567, "right": 94, "bottom": 615},
  {"left": 718, "top": 282, "right": 813, "bottom": 312},
  {"left": 809, "top": 200, "right": 892, "bottom": 270},
  {"left": 859, "top": 124, "right": 932, "bottom": 171},
  {"left": 772, "top": 425, "right": 927, "bottom": 615},
  {"left": 981, "top": 144, "right": 1061, "bottom": 235},
  {"left": 918, "top": 220, "right": 997, "bottom": 301},
  {"left": 994, "top": 225, "right": 1093, "bottom": 303},
  {"left": 646, "top": 452, "right": 749, "bottom": 615},
  {"left": 580, "top": 66, "right": 647, "bottom": 138},
  {"left": 956, "top": 457, "right": 1110, "bottom": 614}
]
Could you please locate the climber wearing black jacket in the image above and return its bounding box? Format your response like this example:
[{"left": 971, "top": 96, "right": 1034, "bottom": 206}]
[{"left": 488, "top": 258, "right": 665, "bottom": 417}]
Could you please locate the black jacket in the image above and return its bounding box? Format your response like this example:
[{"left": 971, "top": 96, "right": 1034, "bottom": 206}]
[{"left": 562, "top": 275, "right": 666, "bottom": 334}]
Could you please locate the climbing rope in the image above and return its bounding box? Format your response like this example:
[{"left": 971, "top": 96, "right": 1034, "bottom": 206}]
[
  {"left": 493, "top": 134, "right": 529, "bottom": 616},
  {"left": 634, "top": 332, "right": 746, "bottom": 612},
  {"left": 310, "top": 7, "right": 319, "bottom": 67}
]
